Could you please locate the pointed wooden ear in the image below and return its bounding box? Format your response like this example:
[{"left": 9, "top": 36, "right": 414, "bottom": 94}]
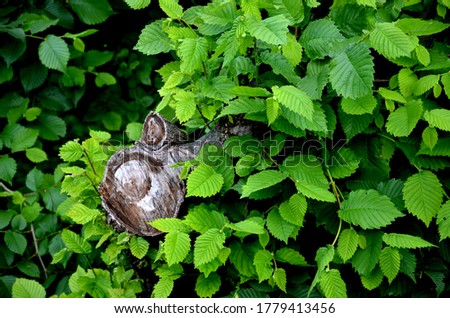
[{"left": 140, "top": 112, "right": 188, "bottom": 150}]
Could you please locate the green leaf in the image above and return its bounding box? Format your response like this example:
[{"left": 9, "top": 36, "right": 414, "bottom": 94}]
[
  {"left": 245, "top": 15, "right": 289, "bottom": 45},
  {"left": 241, "top": 170, "right": 288, "bottom": 198},
  {"left": 135, "top": 21, "right": 173, "bottom": 55},
  {"left": 184, "top": 204, "right": 227, "bottom": 233},
  {"left": 385, "top": 99, "right": 422, "bottom": 137},
  {"left": 20, "top": 64, "right": 48, "bottom": 92},
  {"left": 352, "top": 231, "right": 383, "bottom": 275},
  {"left": 437, "top": 200, "right": 450, "bottom": 241},
  {"left": 59, "top": 141, "right": 83, "bottom": 162},
  {"left": 328, "top": 147, "right": 360, "bottom": 179},
  {"left": 61, "top": 229, "right": 92, "bottom": 254},
  {"left": 38, "top": 115, "right": 67, "bottom": 141},
  {"left": 187, "top": 164, "right": 224, "bottom": 197},
  {"left": 62, "top": 66, "right": 85, "bottom": 87},
  {"left": 398, "top": 68, "right": 418, "bottom": 97},
  {"left": 266, "top": 97, "right": 280, "bottom": 125},
  {"left": 300, "top": 19, "right": 344, "bottom": 59},
  {"left": 378, "top": 87, "right": 407, "bottom": 103},
  {"left": 174, "top": 90, "right": 196, "bottom": 123},
  {"left": 153, "top": 277, "right": 174, "bottom": 298},
  {"left": 95, "top": 72, "right": 117, "bottom": 87},
  {"left": 125, "top": 122, "right": 143, "bottom": 141},
  {"left": 69, "top": 0, "right": 114, "bottom": 25},
  {"left": 150, "top": 218, "right": 189, "bottom": 233},
  {"left": 379, "top": 246, "right": 401, "bottom": 284},
  {"left": 195, "top": 272, "right": 221, "bottom": 297},
  {"left": 160, "top": 0, "right": 183, "bottom": 19},
  {"left": 424, "top": 109, "right": 450, "bottom": 132},
  {"left": 341, "top": 94, "right": 377, "bottom": 115},
  {"left": 337, "top": 228, "right": 359, "bottom": 262},
  {"left": 25, "top": 148, "right": 48, "bottom": 163},
  {"left": 266, "top": 207, "right": 295, "bottom": 243},
  {"left": 329, "top": 42, "right": 374, "bottom": 99},
  {"left": 275, "top": 247, "right": 308, "bottom": 266},
  {"left": 415, "top": 45, "right": 430, "bottom": 66},
  {"left": 253, "top": 249, "right": 273, "bottom": 282},
  {"left": 279, "top": 193, "right": 307, "bottom": 226},
  {"left": 361, "top": 266, "right": 383, "bottom": 291},
  {"left": 38, "top": 35, "right": 69, "bottom": 72},
  {"left": 382, "top": 233, "right": 436, "bottom": 249},
  {"left": 164, "top": 231, "right": 190, "bottom": 266},
  {"left": 66, "top": 203, "right": 101, "bottom": 224},
  {"left": 229, "top": 241, "right": 257, "bottom": 277},
  {"left": 320, "top": 269, "right": 347, "bottom": 298},
  {"left": 4, "top": 231, "right": 27, "bottom": 255},
  {"left": 370, "top": 22, "right": 416, "bottom": 59},
  {"left": 10, "top": 126, "right": 39, "bottom": 152},
  {"left": 194, "top": 228, "right": 225, "bottom": 267},
  {"left": 17, "top": 261, "right": 41, "bottom": 278},
  {"left": 272, "top": 85, "right": 314, "bottom": 120},
  {"left": 338, "top": 189, "right": 403, "bottom": 229},
  {"left": 12, "top": 278, "right": 46, "bottom": 298},
  {"left": 422, "top": 127, "right": 438, "bottom": 150},
  {"left": 280, "top": 155, "right": 336, "bottom": 202},
  {"left": 125, "top": 0, "right": 151, "bottom": 10},
  {"left": 442, "top": 73, "right": 450, "bottom": 99},
  {"left": 229, "top": 219, "right": 265, "bottom": 234},
  {"left": 414, "top": 74, "right": 440, "bottom": 96},
  {"left": 395, "top": 18, "right": 449, "bottom": 36},
  {"left": 282, "top": 33, "right": 303, "bottom": 66},
  {"left": 0, "top": 156, "right": 17, "bottom": 184},
  {"left": 129, "top": 236, "right": 149, "bottom": 259},
  {"left": 403, "top": 170, "right": 443, "bottom": 227},
  {"left": 178, "top": 37, "right": 209, "bottom": 74},
  {"left": 22, "top": 202, "right": 42, "bottom": 223},
  {"left": 273, "top": 267, "right": 287, "bottom": 292}
]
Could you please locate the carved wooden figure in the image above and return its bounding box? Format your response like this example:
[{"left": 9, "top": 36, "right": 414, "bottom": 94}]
[{"left": 99, "top": 112, "right": 250, "bottom": 236}]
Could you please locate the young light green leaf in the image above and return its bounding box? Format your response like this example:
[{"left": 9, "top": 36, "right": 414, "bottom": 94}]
[
  {"left": 403, "top": 170, "right": 443, "bottom": 226},
  {"left": 382, "top": 233, "right": 436, "bottom": 249},
  {"left": 59, "top": 141, "right": 83, "bottom": 162},
  {"left": 187, "top": 164, "right": 224, "bottom": 197},
  {"left": 135, "top": 21, "right": 172, "bottom": 55},
  {"left": 378, "top": 87, "right": 407, "bottom": 103},
  {"left": 241, "top": 170, "right": 288, "bottom": 198},
  {"left": 337, "top": 228, "right": 359, "bottom": 262},
  {"left": 164, "top": 231, "right": 190, "bottom": 266},
  {"left": 245, "top": 15, "right": 289, "bottom": 45},
  {"left": 266, "top": 97, "right": 280, "bottom": 125},
  {"left": 341, "top": 94, "right": 377, "bottom": 115},
  {"left": 266, "top": 207, "right": 295, "bottom": 243},
  {"left": 25, "top": 147, "right": 48, "bottom": 163},
  {"left": 12, "top": 278, "right": 46, "bottom": 298},
  {"left": 125, "top": 0, "right": 151, "bottom": 10},
  {"left": 415, "top": 45, "right": 430, "bottom": 66},
  {"left": 38, "top": 35, "right": 69, "bottom": 72},
  {"left": 150, "top": 218, "right": 190, "bottom": 233},
  {"left": 159, "top": 0, "right": 183, "bottom": 19},
  {"left": 385, "top": 99, "right": 423, "bottom": 137},
  {"left": 422, "top": 127, "right": 438, "bottom": 150},
  {"left": 398, "top": 68, "right": 418, "bottom": 97},
  {"left": 437, "top": 200, "right": 450, "bottom": 241},
  {"left": 194, "top": 228, "right": 225, "bottom": 267},
  {"left": 379, "top": 246, "right": 401, "bottom": 284},
  {"left": 329, "top": 42, "right": 374, "bottom": 99},
  {"left": 273, "top": 267, "right": 287, "bottom": 292},
  {"left": 229, "top": 219, "right": 265, "bottom": 234},
  {"left": 338, "top": 190, "right": 403, "bottom": 229},
  {"left": 272, "top": 85, "right": 314, "bottom": 121},
  {"left": 275, "top": 247, "right": 308, "bottom": 266},
  {"left": 129, "top": 236, "right": 149, "bottom": 259},
  {"left": 178, "top": 37, "right": 209, "bottom": 74},
  {"left": 360, "top": 266, "right": 384, "bottom": 291},
  {"left": 253, "top": 249, "right": 273, "bottom": 282},
  {"left": 174, "top": 90, "right": 196, "bottom": 123},
  {"left": 319, "top": 269, "right": 347, "bottom": 298},
  {"left": 282, "top": 33, "right": 302, "bottom": 66},
  {"left": 300, "top": 19, "right": 344, "bottom": 59},
  {"left": 95, "top": 72, "right": 116, "bottom": 87},
  {"left": 279, "top": 193, "right": 307, "bottom": 226},
  {"left": 395, "top": 18, "right": 450, "bottom": 36},
  {"left": 61, "top": 229, "right": 92, "bottom": 254},
  {"left": 370, "top": 22, "right": 416, "bottom": 59},
  {"left": 66, "top": 203, "right": 101, "bottom": 224},
  {"left": 424, "top": 109, "right": 450, "bottom": 132},
  {"left": 153, "top": 277, "right": 174, "bottom": 298},
  {"left": 195, "top": 272, "right": 221, "bottom": 297},
  {"left": 184, "top": 204, "right": 226, "bottom": 234},
  {"left": 414, "top": 74, "right": 440, "bottom": 96}
]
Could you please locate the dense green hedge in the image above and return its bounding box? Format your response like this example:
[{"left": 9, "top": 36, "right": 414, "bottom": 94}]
[{"left": 1, "top": 0, "right": 450, "bottom": 298}]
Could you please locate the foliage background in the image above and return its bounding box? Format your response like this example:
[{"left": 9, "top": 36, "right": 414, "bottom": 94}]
[{"left": 1, "top": 0, "right": 450, "bottom": 298}]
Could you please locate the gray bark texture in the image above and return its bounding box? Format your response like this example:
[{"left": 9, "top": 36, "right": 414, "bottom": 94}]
[{"left": 99, "top": 112, "right": 250, "bottom": 236}]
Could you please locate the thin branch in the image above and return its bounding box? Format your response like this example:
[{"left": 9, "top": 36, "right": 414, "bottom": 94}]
[
  {"left": 0, "top": 181, "right": 13, "bottom": 193},
  {"left": 31, "top": 224, "right": 48, "bottom": 279}
]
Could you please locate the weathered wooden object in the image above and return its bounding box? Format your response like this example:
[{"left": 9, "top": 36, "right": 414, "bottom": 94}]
[{"left": 99, "top": 112, "right": 250, "bottom": 236}]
